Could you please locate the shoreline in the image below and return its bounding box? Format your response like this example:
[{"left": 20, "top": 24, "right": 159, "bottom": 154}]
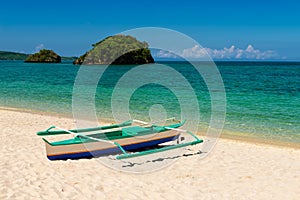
[{"left": 1, "top": 105, "right": 299, "bottom": 149}]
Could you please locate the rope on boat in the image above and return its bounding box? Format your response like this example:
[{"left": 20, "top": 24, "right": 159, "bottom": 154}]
[
  {"left": 164, "top": 127, "right": 188, "bottom": 132},
  {"left": 132, "top": 119, "right": 149, "bottom": 125}
]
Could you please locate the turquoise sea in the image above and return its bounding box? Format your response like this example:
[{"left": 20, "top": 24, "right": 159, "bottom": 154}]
[{"left": 0, "top": 60, "right": 299, "bottom": 145}]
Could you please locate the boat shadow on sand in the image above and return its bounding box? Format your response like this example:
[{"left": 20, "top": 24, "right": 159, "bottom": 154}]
[{"left": 105, "top": 148, "right": 205, "bottom": 168}]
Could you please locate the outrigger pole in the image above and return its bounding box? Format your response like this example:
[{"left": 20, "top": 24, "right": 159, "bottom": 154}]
[
  {"left": 132, "top": 117, "right": 176, "bottom": 126},
  {"left": 116, "top": 121, "right": 203, "bottom": 160},
  {"left": 37, "top": 120, "right": 132, "bottom": 136}
]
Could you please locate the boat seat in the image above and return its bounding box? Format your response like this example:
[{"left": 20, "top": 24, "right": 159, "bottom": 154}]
[{"left": 122, "top": 126, "right": 152, "bottom": 136}]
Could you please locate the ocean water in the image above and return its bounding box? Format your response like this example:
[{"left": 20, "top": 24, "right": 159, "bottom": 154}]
[{"left": 0, "top": 60, "right": 299, "bottom": 145}]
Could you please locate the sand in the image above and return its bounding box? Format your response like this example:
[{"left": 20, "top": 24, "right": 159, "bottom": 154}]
[{"left": 0, "top": 108, "right": 299, "bottom": 200}]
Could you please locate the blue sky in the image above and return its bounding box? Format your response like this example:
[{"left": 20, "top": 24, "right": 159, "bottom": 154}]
[{"left": 0, "top": 0, "right": 299, "bottom": 60}]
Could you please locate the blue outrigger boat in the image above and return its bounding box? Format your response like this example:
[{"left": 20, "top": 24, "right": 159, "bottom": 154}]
[{"left": 37, "top": 118, "right": 203, "bottom": 160}]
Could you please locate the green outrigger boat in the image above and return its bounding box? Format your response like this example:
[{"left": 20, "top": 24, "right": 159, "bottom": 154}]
[{"left": 37, "top": 118, "right": 203, "bottom": 160}]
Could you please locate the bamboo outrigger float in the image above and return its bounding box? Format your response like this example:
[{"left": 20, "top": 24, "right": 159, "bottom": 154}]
[{"left": 37, "top": 118, "right": 203, "bottom": 160}]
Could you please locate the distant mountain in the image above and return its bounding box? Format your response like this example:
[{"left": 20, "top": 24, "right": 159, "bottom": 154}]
[
  {"left": 73, "top": 35, "right": 154, "bottom": 65},
  {"left": 0, "top": 51, "right": 29, "bottom": 60},
  {"left": 61, "top": 56, "right": 78, "bottom": 61},
  {"left": 0, "top": 50, "right": 77, "bottom": 61}
]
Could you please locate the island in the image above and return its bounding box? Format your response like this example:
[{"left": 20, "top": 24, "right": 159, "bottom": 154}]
[
  {"left": 25, "top": 49, "right": 61, "bottom": 63},
  {"left": 73, "top": 35, "right": 154, "bottom": 65},
  {"left": 0, "top": 50, "right": 77, "bottom": 61}
]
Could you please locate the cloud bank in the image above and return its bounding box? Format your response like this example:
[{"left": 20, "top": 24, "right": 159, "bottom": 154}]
[{"left": 156, "top": 44, "right": 279, "bottom": 60}]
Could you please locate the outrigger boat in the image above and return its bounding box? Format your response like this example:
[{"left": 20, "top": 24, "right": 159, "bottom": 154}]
[{"left": 37, "top": 118, "right": 203, "bottom": 160}]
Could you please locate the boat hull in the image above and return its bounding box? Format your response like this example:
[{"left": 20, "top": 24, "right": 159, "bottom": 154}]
[{"left": 45, "top": 131, "right": 180, "bottom": 160}]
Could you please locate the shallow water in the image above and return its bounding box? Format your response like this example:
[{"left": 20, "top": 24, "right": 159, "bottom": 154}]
[{"left": 0, "top": 60, "right": 299, "bottom": 144}]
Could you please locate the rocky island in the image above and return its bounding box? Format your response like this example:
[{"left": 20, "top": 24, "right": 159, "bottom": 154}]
[
  {"left": 73, "top": 35, "right": 154, "bottom": 65},
  {"left": 25, "top": 49, "right": 61, "bottom": 63}
]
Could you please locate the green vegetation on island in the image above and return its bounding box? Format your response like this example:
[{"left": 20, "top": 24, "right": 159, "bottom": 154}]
[
  {"left": 0, "top": 51, "right": 29, "bottom": 60},
  {"left": 25, "top": 49, "right": 61, "bottom": 63},
  {"left": 0, "top": 50, "right": 77, "bottom": 61},
  {"left": 73, "top": 35, "right": 154, "bottom": 65}
]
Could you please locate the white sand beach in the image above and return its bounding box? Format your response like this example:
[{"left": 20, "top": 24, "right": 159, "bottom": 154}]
[{"left": 1, "top": 108, "right": 299, "bottom": 199}]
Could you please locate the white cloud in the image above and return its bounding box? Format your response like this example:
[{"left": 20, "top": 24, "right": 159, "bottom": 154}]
[
  {"left": 182, "top": 45, "right": 207, "bottom": 58},
  {"left": 156, "top": 50, "right": 178, "bottom": 58},
  {"left": 156, "top": 44, "right": 279, "bottom": 60},
  {"left": 34, "top": 44, "right": 45, "bottom": 53}
]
